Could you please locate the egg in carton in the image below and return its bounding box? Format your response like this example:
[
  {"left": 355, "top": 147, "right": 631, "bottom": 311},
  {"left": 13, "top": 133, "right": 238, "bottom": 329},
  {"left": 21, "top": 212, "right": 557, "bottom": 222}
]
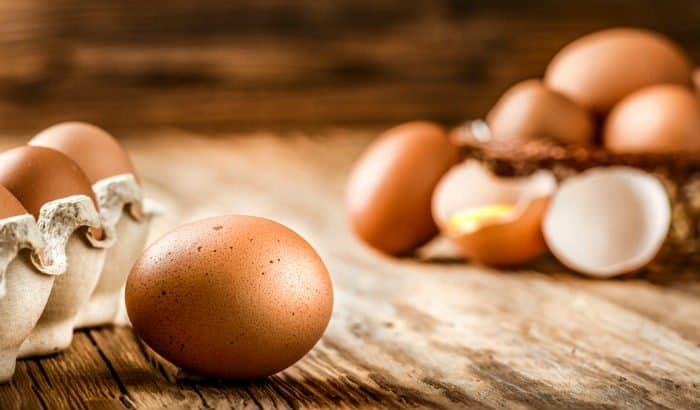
[
  {"left": 0, "top": 146, "right": 108, "bottom": 364},
  {"left": 30, "top": 122, "right": 159, "bottom": 328}
]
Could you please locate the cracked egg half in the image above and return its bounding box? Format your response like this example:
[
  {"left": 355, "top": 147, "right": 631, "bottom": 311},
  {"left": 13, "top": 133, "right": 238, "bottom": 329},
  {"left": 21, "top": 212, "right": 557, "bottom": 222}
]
[{"left": 432, "top": 161, "right": 556, "bottom": 266}]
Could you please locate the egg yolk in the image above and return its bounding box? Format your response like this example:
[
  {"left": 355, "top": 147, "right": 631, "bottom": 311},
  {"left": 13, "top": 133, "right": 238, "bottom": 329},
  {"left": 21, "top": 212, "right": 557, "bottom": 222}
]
[{"left": 448, "top": 204, "right": 514, "bottom": 232}]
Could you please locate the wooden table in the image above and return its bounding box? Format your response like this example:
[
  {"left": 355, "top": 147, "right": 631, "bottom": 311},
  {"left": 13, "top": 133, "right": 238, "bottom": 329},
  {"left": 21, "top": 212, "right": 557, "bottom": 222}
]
[{"left": 1, "top": 130, "right": 699, "bottom": 409}]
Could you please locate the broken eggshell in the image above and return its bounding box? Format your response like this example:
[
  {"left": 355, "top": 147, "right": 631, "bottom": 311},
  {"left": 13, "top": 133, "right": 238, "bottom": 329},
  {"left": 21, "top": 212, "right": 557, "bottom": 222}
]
[
  {"left": 543, "top": 167, "right": 670, "bottom": 278},
  {"left": 0, "top": 213, "right": 52, "bottom": 382},
  {"left": 17, "top": 195, "right": 107, "bottom": 357},
  {"left": 75, "top": 174, "right": 158, "bottom": 328},
  {"left": 432, "top": 161, "right": 556, "bottom": 266}
]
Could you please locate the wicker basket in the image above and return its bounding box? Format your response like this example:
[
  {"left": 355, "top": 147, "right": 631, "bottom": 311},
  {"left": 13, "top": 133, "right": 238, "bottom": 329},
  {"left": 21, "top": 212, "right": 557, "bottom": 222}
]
[{"left": 452, "top": 121, "right": 700, "bottom": 273}]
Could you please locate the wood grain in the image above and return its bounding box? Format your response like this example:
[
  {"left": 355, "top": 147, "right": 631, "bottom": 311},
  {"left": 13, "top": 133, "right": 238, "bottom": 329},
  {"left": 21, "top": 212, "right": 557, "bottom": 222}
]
[
  {"left": 0, "top": 1, "right": 698, "bottom": 131},
  {"left": 1, "top": 130, "right": 699, "bottom": 409}
]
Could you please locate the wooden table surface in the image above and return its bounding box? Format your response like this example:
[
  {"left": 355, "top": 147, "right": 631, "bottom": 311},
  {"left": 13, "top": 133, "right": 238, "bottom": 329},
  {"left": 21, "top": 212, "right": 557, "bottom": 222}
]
[{"left": 1, "top": 130, "right": 700, "bottom": 409}]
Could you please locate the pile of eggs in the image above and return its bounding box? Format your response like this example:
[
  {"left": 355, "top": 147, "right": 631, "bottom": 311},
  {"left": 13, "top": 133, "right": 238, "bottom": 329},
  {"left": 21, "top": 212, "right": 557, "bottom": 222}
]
[
  {"left": 346, "top": 28, "right": 699, "bottom": 277},
  {"left": 488, "top": 28, "right": 699, "bottom": 152},
  {"left": 0, "top": 122, "right": 154, "bottom": 382}
]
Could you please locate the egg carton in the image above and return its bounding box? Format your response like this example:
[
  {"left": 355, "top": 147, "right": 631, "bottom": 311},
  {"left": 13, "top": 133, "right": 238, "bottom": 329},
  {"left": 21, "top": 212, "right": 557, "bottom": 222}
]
[
  {"left": 454, "top": 120, "right": 700, "bottom": 274},
  {"left": 0, "top": 174, "right": 159, "bottom": 383}
]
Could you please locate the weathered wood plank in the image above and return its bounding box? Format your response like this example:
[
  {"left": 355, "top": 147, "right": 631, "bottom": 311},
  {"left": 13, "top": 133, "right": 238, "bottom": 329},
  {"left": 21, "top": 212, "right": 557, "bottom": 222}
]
[
  {"left": 18, "top": 332, "right": 125, "bottom": 409},
  {"left": 88, "top": 327, "right": 205, "bottom": 409}
]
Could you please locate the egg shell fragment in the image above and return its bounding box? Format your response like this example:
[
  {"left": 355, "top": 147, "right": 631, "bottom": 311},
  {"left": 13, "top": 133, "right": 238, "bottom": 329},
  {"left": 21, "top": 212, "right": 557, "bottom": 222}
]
[
  {"left": 543, "top": 167, "right": 670, "bottom": 278},
  {"left": 126, "top": 215, "right": 333, "bottom": 380}
]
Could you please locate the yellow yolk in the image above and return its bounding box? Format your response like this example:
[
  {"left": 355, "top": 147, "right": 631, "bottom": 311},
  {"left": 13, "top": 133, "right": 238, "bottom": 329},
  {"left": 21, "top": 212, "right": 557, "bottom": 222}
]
[{"left": 447, "top": 204, "right": 514, "bottom": 232}]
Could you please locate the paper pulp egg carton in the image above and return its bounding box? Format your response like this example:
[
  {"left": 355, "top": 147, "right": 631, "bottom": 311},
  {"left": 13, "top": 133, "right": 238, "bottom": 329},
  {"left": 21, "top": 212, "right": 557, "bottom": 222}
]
[{"left": 0, "top": 174, "right": 159, "bottom": 383}]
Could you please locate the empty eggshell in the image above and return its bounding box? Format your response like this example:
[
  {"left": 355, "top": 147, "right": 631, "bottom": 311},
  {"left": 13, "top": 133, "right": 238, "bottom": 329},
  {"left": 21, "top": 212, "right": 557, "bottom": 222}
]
[
  {"left": 545, "top": 28, "right": 693, "bottom": 113},
  {"left": 604, "top": 84, "right": 700, "bottom": 154},
  {"left": 432, "top": 161, "right": 556, "bottom": 266},
  {"left": 0, "top": 146, "right": 107, "bottom": 357},
  {"left": 30, "top": 122, "right": 156, "bottom": 328},
  {"left": 486, "top": 79, "right": 595, "bottom": 145},
  {"left": 346, "top": 121, "right": 458, "bottom": 255},
  {"left": 126, "top": 215, "right": 333, "bottom": 380},
  {"left": 543, "top": 167, "right": 670, "bottom": 278}
]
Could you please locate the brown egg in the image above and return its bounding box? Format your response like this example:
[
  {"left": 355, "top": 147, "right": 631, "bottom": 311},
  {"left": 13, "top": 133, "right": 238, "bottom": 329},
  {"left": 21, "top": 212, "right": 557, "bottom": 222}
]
[
  {"left": 486, "top": 79, "right": 594, "bottom": 145},
  {"left": 346, "top": 121, "right": 458, "bottom": 255},
  {"left": 125, "top": 215, "right": 333, "bottom": 380},
  {"left": 545, "top": 28, "right": 693, "bottom": 113},
  {"left": 604, "top": 84, "right": 700, "bottom": 154},
  {"left": 0, "top": 185, "right": 28, "bottom": 219},
  {"left": 30, "top": 122, "right": 137, "bottom": 184},
  {"left": 0, "top": 146, "right": 99, "bottom": 219}
]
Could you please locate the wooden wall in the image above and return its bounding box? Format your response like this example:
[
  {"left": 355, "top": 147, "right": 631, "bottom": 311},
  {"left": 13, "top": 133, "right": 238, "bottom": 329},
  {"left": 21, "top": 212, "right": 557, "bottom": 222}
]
[{"left": 0, "top": 1, "right": 698, "bottom": 132}]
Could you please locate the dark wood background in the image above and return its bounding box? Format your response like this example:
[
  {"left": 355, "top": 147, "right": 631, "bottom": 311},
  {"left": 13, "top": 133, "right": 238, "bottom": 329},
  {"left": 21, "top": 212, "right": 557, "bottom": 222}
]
[{"left": 0, "top": 0, "right": 698, "bottom": 133}]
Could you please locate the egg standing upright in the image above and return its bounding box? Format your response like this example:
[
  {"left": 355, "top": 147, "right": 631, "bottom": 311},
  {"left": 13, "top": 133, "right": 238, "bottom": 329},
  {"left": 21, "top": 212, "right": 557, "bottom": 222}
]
[
  {"left": 0, "top": 146, "right": 106, "bottom": 357},
  {"left": 30, "top": 122, "right": 155, "bottom": 328},
  {"left": 0, "top": 186, "right": 54, "bottom": 382}
]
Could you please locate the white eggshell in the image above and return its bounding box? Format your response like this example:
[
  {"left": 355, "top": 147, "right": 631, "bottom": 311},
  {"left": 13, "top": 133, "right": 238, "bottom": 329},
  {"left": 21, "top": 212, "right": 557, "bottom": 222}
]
[{"left": 543, "top": 167, "right": 670, "bottom": 277}]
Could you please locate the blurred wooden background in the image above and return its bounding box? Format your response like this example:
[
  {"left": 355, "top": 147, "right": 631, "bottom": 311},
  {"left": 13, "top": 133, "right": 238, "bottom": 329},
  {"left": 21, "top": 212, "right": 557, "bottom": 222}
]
[{"left": 0, "top": 0, "right": 698, "bottom": 133}]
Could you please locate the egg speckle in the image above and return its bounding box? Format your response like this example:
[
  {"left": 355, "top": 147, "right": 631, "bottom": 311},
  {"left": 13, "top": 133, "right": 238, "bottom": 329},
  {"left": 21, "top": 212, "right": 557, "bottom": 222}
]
[{"left": 125, "top": 215, "right": 333, "bottom": 380}]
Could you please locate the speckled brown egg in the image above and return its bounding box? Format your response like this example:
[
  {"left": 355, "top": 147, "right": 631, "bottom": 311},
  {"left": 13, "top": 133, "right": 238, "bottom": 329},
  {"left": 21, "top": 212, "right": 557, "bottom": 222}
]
[
  {"left": 0, "top": 146, "right": 98, "bottom": 219},
  {"left": 545, "top": 28, "right": 693, "bottom": 113},
  {"left": 346, "top": 121, "right": 458, "bottom": 255},
  {"left": 486, "top": 79, "right": 594, "bottom": 145},
  {"left": 29, "top": 122, "right": 137, "bottom": 184},
  {"left": 125, "top": 215, "right": 333, "bottom": 380},
  {"left": 604, "top": 84, "right": 700, "bottom": 154}
]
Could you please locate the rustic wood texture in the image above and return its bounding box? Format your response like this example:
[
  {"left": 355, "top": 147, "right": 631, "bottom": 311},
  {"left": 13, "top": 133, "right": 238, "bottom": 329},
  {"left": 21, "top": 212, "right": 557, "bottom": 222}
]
[
  {"left": 0, "top": 1, "right": 698, "bottom": 131},
  {"left": 1, "top": 130, "right": 699, "bottom": 409}
]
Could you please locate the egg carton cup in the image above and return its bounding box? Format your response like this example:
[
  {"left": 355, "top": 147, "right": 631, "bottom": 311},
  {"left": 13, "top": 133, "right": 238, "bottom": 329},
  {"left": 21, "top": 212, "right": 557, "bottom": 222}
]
[
  {"left": 0, "top": 214, "right": 53, "bottom": 382},
  {"left": 76, "top": 174, "right": 160, "bottom": 328},
  {"left": 17, "top": 195, "right": 108, "bottom": 358},
  {"left": 454, "top": 120, "right": 700, "bottom": 274}
]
